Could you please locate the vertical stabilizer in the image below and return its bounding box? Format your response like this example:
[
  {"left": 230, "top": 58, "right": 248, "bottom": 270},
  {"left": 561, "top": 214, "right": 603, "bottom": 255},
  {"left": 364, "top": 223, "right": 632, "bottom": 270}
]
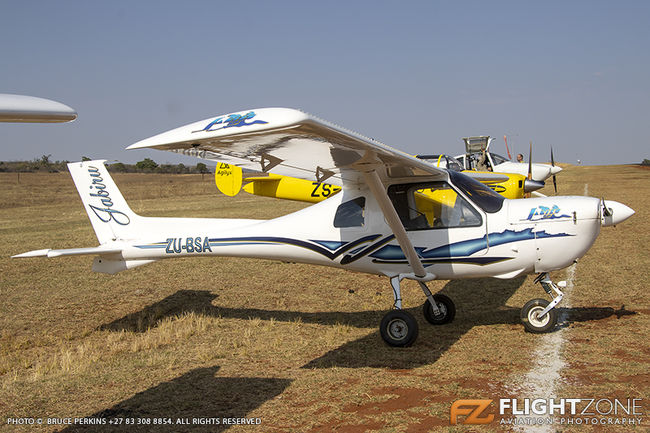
[{"left": 67, "top": 160, "right": 140, "bottom": 244}]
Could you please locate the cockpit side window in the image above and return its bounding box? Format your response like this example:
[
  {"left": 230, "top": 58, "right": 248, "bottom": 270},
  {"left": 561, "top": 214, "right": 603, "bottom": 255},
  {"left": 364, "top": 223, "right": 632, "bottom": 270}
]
[
  {"left": 334, "top": 197, "right": 366, "bottom": 228},
  {"left": 387, "top": 182, "right": 482, "bottom": 231},
  {"left": 490, "top": 153, "right": 508, "bottom": 165},
  {"left": 457, "top": 155, "right": 468, "bottom": 169}
]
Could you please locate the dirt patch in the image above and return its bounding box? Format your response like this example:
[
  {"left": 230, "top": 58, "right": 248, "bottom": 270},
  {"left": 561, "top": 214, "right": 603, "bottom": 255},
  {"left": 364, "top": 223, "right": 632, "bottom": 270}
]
[
  {"left": 405, "top": 413, "right": 449, "bottom": 432},
  {"left": 616, "top": 373, "right": 650, "bottom": 388},
  {"left": 342, "top": 387, "right": 433, "bottom": 414},
  {"left": 308, "top": 419, "right": 385, "bottom": 433}
]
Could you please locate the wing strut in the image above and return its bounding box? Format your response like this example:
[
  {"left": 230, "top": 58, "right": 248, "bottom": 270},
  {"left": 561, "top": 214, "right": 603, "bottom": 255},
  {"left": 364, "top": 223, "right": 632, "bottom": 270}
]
[
  {"left": 362, "top": 167, "right": 442, "bottom": 318},
  {"left": 362, "top": 169, "right": 429, "bottom": 279}
]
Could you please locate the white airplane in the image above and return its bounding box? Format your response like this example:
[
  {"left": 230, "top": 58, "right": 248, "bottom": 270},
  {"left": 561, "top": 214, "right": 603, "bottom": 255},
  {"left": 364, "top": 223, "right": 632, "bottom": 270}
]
[
  {"left": 13, "top": 108, "right": 634, "bottom": 347},
  {"left": 0, "top": 93, "right": 77, "bottom": 123},
  {"left": 455, "top": 136, "right": 562, "bottom": 182}
]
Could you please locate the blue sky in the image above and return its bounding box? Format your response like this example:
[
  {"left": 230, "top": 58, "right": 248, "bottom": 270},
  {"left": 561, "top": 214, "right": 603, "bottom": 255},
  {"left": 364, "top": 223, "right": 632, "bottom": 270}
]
[{"left": 1, "top": 1, "right": 649, "bottom": 165}]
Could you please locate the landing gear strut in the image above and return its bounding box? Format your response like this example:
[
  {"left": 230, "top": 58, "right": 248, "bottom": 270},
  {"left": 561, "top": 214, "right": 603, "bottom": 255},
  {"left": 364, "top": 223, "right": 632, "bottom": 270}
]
[
  {"left": 520, "top": 273, "right": 566, "bottom": 333},
  {"left": 379, "top": 275, "right": 456, "bottom": 347}
]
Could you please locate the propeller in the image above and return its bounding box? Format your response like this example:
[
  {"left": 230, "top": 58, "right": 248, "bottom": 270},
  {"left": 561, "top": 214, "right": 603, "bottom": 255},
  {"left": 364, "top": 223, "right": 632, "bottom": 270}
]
[
  {"left": 601, "top": 197, "right": 612, "bottom": 217},
  {"left": 550, "top": 146, "right": 558, "bottom": 194},
  {"left": 523, "top": 178, "right": 545, "bottom": 193},
  {"left": 528, "top": 141, "right": 533, "bottom": 179},
  {"left": 525, "top": 141, "right": 532, "bottom": 198}
]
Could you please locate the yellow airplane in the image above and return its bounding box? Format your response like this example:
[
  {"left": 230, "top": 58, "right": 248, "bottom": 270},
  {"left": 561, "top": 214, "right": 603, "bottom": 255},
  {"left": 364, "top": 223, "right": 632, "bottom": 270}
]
[
  {"left": 215, "top": 162, "right": 341, "bottom": 203},
  {"left": 214, "top": 155, "right": 542, "bottom": 203},
  {"left": 413, "top": 154, "right": 544, "bottom": 200}
]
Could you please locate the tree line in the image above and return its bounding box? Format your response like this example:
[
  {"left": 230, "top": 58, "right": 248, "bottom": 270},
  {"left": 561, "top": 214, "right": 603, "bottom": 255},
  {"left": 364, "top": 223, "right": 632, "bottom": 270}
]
[{"left": 0, "top": 155, "right": 211, "bottom": 174}]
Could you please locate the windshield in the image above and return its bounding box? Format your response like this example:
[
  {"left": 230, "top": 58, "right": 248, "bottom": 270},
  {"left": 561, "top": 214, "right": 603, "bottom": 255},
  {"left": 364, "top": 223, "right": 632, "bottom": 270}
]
[
  {"left": 445, "top": 155, "right": 463, "bottom": 172},
  {"left": 448, "top": 170, "right": 505, "bottom": 213},
  {"left": 414, "top": 154, "right": 462, "bottom": 172},
  {"left": 490, "top": 153, "right": 508, "bottom": 165},
  {"left": 415, "top": 154, "right": 442, "bottom": 165}
]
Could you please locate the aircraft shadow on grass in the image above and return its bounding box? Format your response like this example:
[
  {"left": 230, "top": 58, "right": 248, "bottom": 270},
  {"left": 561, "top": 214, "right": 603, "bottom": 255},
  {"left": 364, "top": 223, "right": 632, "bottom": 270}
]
[
  {"left": 98, "top": 277, "right": 636, "bottom": 369},
  {"left": 60, "top": 366, "right": 291, "bottom": 433}
]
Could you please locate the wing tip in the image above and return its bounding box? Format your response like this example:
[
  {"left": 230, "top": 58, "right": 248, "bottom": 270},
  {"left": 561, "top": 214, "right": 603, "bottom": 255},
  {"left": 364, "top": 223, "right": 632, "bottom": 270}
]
[{"left": 125, "top": 107, "right": 309, "bottom": 151}]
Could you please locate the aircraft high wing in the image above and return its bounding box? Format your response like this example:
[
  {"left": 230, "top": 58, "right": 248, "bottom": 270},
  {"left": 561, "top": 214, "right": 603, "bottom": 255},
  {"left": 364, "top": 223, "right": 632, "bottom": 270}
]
[
  {"left": 127, "top": 108, "right": 446, "bottom": 186},
  {"left": 0, "top": 93, "right": 77, "bottom": 123}
]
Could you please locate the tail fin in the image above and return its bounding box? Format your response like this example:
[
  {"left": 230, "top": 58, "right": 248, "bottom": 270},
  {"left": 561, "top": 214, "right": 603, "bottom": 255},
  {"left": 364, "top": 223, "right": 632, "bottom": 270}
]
[
  {"left": 214, "top": 161, "right": 243, "bottom": 196},
  {"left": 68, "top": 160, "right": 140, "bottom": 243}
]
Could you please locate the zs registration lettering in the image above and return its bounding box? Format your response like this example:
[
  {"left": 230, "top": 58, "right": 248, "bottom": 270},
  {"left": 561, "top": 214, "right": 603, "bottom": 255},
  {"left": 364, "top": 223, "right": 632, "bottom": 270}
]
[
  {"left": 165, "top": 237, "right": 212, "bottom": 254},
  {"left": 310, "top": 182, "right": 341, "bottom": 198}
]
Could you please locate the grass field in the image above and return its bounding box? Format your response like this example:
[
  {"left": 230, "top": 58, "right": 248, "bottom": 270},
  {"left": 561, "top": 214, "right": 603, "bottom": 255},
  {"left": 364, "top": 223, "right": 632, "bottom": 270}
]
[{"left": 1, "top": 165, "right": 648, "bottom": 432}]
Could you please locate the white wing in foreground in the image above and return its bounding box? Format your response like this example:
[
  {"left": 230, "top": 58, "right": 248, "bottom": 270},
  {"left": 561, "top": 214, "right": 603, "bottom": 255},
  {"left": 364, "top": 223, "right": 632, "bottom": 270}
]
[{"left": 127, "top": 108, "right": 446, "bottom": 186}]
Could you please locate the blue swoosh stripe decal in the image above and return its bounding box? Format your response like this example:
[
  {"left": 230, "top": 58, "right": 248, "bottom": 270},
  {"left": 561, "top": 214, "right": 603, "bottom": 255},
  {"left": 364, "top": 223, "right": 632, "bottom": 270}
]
[
  {"left": 371, "top": 256, "right": 513, "bottom": 266},
  {"left": 207, "top": 235, "right": 380, "bottom": 260},
  {"left": 133, "top": 229, "right": 570, "bottom": 267},
  {"left": 369, "top": 229, "right": 572, "bottom": 261}
]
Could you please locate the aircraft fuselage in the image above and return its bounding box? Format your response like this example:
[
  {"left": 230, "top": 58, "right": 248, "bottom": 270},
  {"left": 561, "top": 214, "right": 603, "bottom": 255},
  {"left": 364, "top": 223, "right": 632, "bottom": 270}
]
[{"left": 96, "top": 179, "right": 619, "bottom": 282}]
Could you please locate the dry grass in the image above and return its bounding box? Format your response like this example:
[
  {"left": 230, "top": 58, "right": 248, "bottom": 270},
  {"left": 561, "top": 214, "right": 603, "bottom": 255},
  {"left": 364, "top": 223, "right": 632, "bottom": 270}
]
[{"left": 0, "top": 166, "right": 648, "bottom": 432}]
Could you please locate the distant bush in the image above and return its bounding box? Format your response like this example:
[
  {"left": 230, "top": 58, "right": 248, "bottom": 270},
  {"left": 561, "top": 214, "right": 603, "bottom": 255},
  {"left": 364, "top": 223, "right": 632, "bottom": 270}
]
[
  {"left": 135, "top": 158, "right": 159, "bottom": 171},
  {"left": 0, "top": 157, "right": 212, "bottom": 174},
  {"left": 109, "top": 162, "right": 127, "bottom": 172},
  {"left": 642, "top": 159, "right": 650, "bottom": 166}
]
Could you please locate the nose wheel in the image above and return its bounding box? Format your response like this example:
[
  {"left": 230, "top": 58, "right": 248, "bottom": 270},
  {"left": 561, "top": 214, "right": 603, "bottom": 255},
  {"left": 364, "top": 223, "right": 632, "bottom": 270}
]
[
  {"left": 520, "top": 273, "right": 565, "bottom": 333},
  {"left": 521, "top": 298, "right": 557, "bottom": 333}
]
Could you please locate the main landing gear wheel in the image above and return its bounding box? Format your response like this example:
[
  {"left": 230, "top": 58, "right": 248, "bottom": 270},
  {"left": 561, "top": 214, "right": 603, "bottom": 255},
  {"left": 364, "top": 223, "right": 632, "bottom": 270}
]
[
  {"left": 380, "top": 310, "right": 419, "bottom": 347},
  {"left": 521, "top": 298, "right": 558, "bottom": 333},
  {"left": 422, "top": 294, "right": 456, "bottom": 325}
]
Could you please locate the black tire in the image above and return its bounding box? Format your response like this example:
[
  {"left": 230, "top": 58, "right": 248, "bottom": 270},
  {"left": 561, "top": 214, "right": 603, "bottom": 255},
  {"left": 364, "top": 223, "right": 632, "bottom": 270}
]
[
  {"left": 422, "top": 294, "right": 456, "bottom": 325},
  {"left": 380, "top": 310, "right": 419, "bottom": 347},
  {"left": 521, "top": 298, "right": 557, "bottom": 333}
]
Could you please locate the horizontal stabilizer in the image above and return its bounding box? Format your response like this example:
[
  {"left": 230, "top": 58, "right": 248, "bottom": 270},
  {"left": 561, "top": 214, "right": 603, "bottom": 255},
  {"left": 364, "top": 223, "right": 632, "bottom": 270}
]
[
  {"left": 92, "top": 257, "right": 156, "bottom": 274},
  {"left": 13, "top": 246, "right": 123, "bottom": 259},
  {"left": 13, "top": 245, "right": 156, "bottom": 274}
]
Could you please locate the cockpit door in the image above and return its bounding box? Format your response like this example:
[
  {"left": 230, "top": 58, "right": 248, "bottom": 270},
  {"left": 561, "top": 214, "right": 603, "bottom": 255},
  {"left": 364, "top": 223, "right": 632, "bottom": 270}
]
[{"left": 387, "top": 181, "right": 490, "bottom": 264}]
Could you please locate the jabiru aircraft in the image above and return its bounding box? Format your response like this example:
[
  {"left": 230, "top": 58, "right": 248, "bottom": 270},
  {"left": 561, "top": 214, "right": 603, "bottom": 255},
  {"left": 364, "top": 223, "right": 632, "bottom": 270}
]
[{"left": 13, "top": 108, "right": 634, "bottom": 347}]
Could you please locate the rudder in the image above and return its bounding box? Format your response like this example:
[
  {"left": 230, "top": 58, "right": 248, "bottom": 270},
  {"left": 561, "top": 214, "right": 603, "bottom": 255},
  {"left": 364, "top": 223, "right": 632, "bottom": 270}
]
[{"left": 68, "top": 160, "right": 140, "bottom": 244}]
